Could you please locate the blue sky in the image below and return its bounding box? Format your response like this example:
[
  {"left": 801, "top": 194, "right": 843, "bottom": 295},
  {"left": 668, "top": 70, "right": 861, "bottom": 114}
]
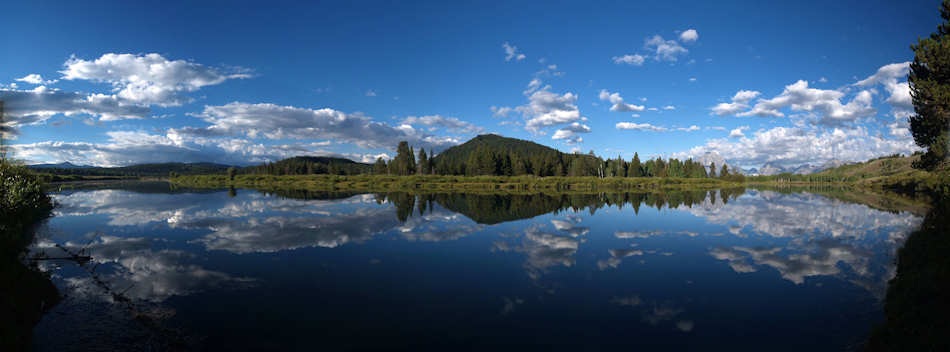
[{"left": 0, "top": 0, "right": 941, "bottom": 168}]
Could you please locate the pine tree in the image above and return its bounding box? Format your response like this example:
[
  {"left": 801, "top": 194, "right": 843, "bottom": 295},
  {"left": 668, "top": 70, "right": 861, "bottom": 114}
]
[
  {"left": 909, "top": 0, "right": 950, "bottom": 169},
  {"left": 374, "top": 157, "right": 388, "bottom": 174},
  {"left": 628, "top": 153, "right": 642, "bottom": 177},
  {"left": 417, "top": 148, "right": 429, "bottom": 175},
  {"left": 709, "top": 162, "right": 717, "bottom": 178},
  {"left": 720, "top": 164, "right": 729, "bottom": 178}
]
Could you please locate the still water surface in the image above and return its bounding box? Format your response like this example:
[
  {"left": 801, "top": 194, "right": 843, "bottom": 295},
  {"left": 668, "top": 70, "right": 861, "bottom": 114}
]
[{"left": 30, "top": 182, "right": 922, "bottom": 351}]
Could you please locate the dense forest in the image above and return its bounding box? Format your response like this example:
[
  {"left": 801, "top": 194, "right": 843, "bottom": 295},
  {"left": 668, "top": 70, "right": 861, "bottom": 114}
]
[
  {"left": 230, "top": 134, "right": 745, "bottom": 181},
  {"left": 243, "top": 156, "right": 372, "bottom": 176},
  {"left": 371, "top": 134, "right": 744, "bottom": 181}
]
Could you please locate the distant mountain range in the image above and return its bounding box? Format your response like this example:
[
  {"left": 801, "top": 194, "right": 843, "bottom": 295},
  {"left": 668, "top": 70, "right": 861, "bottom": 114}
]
[
  {"left": 28, "top": 162, "right": 234, "bottom": 176},
  {"left": 744, "top": 160, "right": 850, "bottom": 176},
  {"left": 28, "top": 162, "right": 94, "bottom": 169}
]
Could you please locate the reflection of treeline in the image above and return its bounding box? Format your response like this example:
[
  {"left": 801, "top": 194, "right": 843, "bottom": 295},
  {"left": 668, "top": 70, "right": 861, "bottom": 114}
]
[
  {"left": 377, "top": 188, "right": 747, "bottom": 224},
  {"left": 254, "top": 188, "right": 364, "bottom": 201},
  {"left": 866, "top": 199, "right": 949, "bottom": 351},
  {"left": 0, "top": 161, "right": 60, "bottom": 351}
]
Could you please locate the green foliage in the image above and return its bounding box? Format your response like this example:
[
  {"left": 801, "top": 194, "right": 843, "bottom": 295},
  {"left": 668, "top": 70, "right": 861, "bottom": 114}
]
[
  {"left": 909, "top": 0, "right": 950, "bottom": 170},
  {"left": 0, "top": 160, "right": 59, "bottom": 351},
  {"left": 1, "top": 161, "right": 54, "bottom": 236},
  {"left": 627, "top": 153, "right": 643, "bottom": 177},
  {"left": 245, "top": 156, "right": 372, "bottom": 176},
  {"left": 390, "top": 141, "right": 416, "bottom": 176},
  {"left": 417, "top": 148, "right": 430, "bottom": 175},
  {"left": 227, "top": 167, "right": 236, "bottom": 181},
  {"left": 373, "top": 157, "right": 388, "bottom": 174}
]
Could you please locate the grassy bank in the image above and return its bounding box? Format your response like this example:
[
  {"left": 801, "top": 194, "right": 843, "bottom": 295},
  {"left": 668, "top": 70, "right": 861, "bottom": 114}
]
[
  {"left": 0, "top": 161, "right": 60, "bottom": 352},
  {"left": 170, "top": 174, "right": 742, "bottom": 193}
]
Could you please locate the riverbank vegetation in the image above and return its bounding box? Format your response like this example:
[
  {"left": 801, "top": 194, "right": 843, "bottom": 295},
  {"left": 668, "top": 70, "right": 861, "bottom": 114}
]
[{"left": 0, "top": 160, "right": 60, "bottom": 351}]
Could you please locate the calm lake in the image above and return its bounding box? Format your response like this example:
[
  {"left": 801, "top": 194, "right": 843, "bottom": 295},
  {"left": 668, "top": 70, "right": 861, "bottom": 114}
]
[{"left": 29, "top": 182, "right": 923, "bottom": 351}]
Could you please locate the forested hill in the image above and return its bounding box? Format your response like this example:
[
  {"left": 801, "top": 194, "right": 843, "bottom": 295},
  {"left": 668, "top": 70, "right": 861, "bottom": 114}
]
[
  {"left": 244, "top": 156, "right": 372, "bottom": 175},
  {"left": 431, "top": 134, "right": 603, "bottom": 176}
]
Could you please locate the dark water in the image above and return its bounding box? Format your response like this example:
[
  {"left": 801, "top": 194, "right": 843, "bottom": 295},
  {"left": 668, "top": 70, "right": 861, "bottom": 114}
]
[{"left": 29, "top": 183, "right": 922, "bottom": 351}]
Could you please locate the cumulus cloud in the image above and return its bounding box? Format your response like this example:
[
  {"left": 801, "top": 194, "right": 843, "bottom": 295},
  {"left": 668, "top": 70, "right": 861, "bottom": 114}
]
[
  {"left": 616, "top": 122, "right": 668, "bottom": 132},
  {"left": 711, "top": 90, "right": 761, "bottom": 116},
  {"left": 645, "top": 35, "right": 688, "bottom": 62},
  {"left": 490, "top": 105, "right": 513, "bottom": 118},
  {"left": 503, "top": 42, "right": 526, "bottom": 61},
  {"left": 726, "top": 80, "right": 876, "bottom": 126},
  {"left": 551, "top": 122, "right": 591, "bottom": 144},
  {"left": 599, "top": 89, "right": 645, "bottom": 112},
  {"left": 612, "top": 54, "right": 646, "bottom": 66},
  {"left": 181, "top": 102, "right": 459, "bottom": 150},
  {"left": 365, "top": 90, "right": 377, "bottom": 97},
  {"left": 728, "top": 126, "right": 749, "bottom": 138},
  {"left": 16, "top": 74, "right": 57, "bottom": 85},
  {"left": 679, "top": 29, "right": 699, "bottom": 42},
  {"left": 13, "top": 126, "right": 401, "bottom": 167},
  {"left": 14, "top": 130, "right": 333, "bottom": 166},
  {"left": 663, "top": 105, "right": 676, "bottom": 111},
  {"left": 713, "top": 81, "right": 876, "bottom": 127},
  {"left": 854, "top": 62, "right": 912, "bottom": 118},
  {"left": 0, "top": 86, "right": 149, "bottom": 128},
  {"left": 674, "top": 126, "right": 919, "bottom": 168},
  {"left": 516, "top": 86, "right": 587, "bottom": 133},
  {"left": 60, "top": 53, "right": 251, "bottom": 107},
  {"left": 401, "top": 115, "right": 484, "bottom": 134}
]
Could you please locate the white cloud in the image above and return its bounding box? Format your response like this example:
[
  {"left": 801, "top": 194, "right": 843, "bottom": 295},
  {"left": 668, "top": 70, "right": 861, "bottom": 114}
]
[
  {"left": 711, "top": 90, "right": 761, "bottom": 116},
  {"left": 524, "top": 78, "right": 543, "bottom": 95},
  {"left": 854, "top": 62, "right": 912, "bottom": 118},
  {"left": 60, "top": 53, "right": 250, "bottom": 107},
  {"left": 676, "top": 125, "right": 700, "bottom": 132},
  {"left": 645, "top": 35, "right": 688, "bottom": 62},
  {"left": 674, "top": 126, "right": 919, "bottom": 168},
  {"left": 728, "top": 126, "right": 749, "bottom": 138},
  {"left": 679, "top": 29, "right": 699, "bottom": 42},
  {"left": 612, "top": 54, "right": 646, "bottom": 66},
  {"left": 818, "top": 77, "right": 828, "bottom": 83},
  {"left": 401, "top": 115, "right": 484, "bottom": 134},
  {"left": 616, "top": 122, "right": 668, "bottom": 132},
  {"left": 599, "top": 89, "right": 645, "bottom": 112},
  {"left": 517, "top": 87, "right": 586, "bottom": 133},
  {"left": 181, "top": 102, "right": 459, "bottom": 151},
  {"left": 12, "top": 129, "right": 392, "bottom": 167},
  {"left": 490, "top": 105, "right": 513, "bottom": 118},
  {"left": 503, "top": 42, "right": 526, "bottom": 61},
  {"left": 737, "top": 80, "right": 875, "bottom": 126},
  {"left": 551, "top": 122, "right": 591, "bottom": 144},
  {"left": 15, "top": 74, "right": 57, "bottom": 85},
  {"left": 689, "top": 77, "right": 697, "bottom": 82},
  {"left": 0, "top": 86, "right": 149, "bottom": 128},
  {"left": 365, "top": 90, "right": 377, "bottom": 97},
  {"left": 663, "top": 105, "right": 676, "bottom": 110}
]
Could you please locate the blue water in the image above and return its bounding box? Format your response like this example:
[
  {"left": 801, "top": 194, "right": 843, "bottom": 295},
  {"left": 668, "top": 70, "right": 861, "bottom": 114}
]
[{"left": 29, "top": 183, "right": 922, "bottom": 351}]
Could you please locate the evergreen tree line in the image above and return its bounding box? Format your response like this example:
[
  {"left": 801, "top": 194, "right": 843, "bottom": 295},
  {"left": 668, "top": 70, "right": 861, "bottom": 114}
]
[{"left": 378, "top": 140, "right": 744, "bottom": 180}]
